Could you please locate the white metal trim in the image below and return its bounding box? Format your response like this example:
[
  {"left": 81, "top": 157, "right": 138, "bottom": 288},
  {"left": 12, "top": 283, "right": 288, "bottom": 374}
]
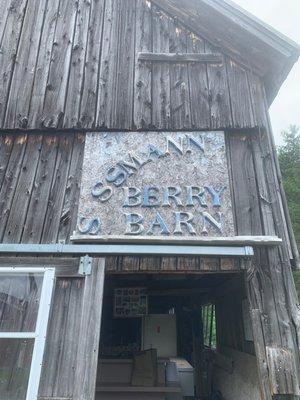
[
  {"left": 0, "top": 332, "right": 37, "bottom": 339},
  {"left": 0, "top": 267, "right": 50, "bottom": 274},
  {"left": 0, "top": 243, "right": 255, "bottom": 257}
]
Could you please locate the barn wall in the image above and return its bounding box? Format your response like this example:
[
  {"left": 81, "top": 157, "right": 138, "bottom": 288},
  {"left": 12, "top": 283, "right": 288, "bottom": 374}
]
[
  {"left": 0, "top": 130, "right": 293, "bottom": 253},
  {"left": 0, "top": 133, "right": 84, "bottom": 244},
  {"left": 0, "top": 0, "right": 265, "bottom": 132},
  {"left": 0, "top": 0, "right": 299, "bottom": 398},
  {"left": 228, "top": 130, "right": 300, "bottom": 395}
]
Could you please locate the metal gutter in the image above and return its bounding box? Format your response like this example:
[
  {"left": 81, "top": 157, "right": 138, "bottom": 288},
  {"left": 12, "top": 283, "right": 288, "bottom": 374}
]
[{"left": 0, "top": 243, "right": 254, "bottom": 257}]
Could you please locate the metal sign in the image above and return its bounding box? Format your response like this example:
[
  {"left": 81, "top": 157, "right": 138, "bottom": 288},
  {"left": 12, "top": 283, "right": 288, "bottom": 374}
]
[{"left": 76, "top": 132, "right": 235, "bottom": 238}]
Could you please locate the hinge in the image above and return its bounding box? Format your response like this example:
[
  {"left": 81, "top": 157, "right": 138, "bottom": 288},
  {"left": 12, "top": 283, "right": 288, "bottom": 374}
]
[
  {"left": 78, "top": 255, "right": 92, "bottom": 275},
  {"left": 244, "top": 246, "right": 254, "bottom": 257}
]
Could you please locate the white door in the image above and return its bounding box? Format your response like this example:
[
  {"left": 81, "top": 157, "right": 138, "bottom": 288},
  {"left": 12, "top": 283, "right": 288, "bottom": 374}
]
[
  {"left": 142, "top": 314, "right": 177, "bottom": 357},
  {"left": 0, "top": 267, "right": 55, "bottom": 400}
]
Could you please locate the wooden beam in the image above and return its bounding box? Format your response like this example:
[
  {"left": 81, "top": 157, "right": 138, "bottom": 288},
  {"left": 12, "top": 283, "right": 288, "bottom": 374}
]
[
  {"left": 73, "top": 258, "right": 105, "bottom": 400},
  {"left": 138, "top": 52, "right": 223, "bottom": 63},
  {"left": 71, "top": 234, "right": 282, "bottom": 247}
]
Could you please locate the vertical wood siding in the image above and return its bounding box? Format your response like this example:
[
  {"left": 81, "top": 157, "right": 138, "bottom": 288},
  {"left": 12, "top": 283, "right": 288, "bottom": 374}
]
[
  {"left": 39, "top": 259, "right": 105, "bottom": 400},
  {"left": 0, "top": 133, "right": 84, "bottom": 244},
  {"left": 228, "top": 131, "right": 300, "bottom": 396},
  {"left": 0, "top": 0, "right": 262, "bottom": 131}
]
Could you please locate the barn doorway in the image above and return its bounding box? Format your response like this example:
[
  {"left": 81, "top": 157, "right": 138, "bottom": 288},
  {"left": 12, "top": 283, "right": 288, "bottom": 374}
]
[{"left": 94, "top": 268, "right": 260, "bottom": 400}]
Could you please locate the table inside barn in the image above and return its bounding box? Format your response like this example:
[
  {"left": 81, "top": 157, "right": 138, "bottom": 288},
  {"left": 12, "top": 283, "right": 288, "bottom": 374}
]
[{"left": 96, "top": 358, "right": 182, "bottom": 400}]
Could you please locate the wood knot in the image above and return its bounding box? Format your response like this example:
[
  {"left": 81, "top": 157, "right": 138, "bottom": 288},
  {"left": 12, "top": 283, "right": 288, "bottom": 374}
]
[{"left": 19, "top": 117, "right": 28, "bottom": 129}]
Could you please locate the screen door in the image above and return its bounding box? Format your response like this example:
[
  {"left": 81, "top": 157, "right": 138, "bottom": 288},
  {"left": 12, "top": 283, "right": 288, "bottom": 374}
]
[{"left": 0, "top": 267, "right": 55, "bottom": 400}]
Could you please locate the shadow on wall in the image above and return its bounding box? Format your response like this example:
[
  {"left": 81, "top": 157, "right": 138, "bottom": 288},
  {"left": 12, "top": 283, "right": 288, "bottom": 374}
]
[{"left": 213, "top": 348, "right": 260, "bottom": 400}]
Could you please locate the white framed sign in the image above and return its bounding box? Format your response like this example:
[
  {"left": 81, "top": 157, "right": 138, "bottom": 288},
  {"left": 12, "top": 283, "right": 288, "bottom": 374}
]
[{"left": 76, "top": 131, "right": 234, "bottom": 239}]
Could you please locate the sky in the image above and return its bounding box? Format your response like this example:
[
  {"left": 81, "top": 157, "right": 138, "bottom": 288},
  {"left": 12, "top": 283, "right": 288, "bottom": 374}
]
[{"left": 233, "top": 0, "right": 300, "bottom": 145}]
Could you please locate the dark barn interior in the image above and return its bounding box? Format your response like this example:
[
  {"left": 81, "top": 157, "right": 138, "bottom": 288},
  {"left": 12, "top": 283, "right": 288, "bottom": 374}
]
[{"left": 93, "top": 256, "right": 258, "bottom": 400}]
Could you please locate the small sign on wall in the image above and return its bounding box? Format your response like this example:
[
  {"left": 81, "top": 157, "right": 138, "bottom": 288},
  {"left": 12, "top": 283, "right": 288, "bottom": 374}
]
[
  {"left": 114, "top": 287, "right": 148, "bottom": 318},
  {"left": 75, "top": 131, "right": 235, "bottom": 239}
]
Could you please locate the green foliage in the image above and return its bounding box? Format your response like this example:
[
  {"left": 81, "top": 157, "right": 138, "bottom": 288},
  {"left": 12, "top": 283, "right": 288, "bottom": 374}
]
[
  {"left": 278, "top": 125, "right": 300, "bottom": 250},
  {"left": 202, "top": 304, "right": 216, "bottom": 348}
]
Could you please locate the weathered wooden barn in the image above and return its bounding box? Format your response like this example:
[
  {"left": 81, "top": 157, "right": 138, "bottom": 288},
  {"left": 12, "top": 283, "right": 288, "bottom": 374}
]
[{"left": 0, "top": 0, "right": 300, "bottom": 399}]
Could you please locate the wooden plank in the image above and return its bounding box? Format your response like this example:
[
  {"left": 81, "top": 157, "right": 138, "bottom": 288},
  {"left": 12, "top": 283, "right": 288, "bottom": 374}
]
[
  {"left": 220, "top": 258, "right": 236, "bottom": 271},
  {"left": 0, "top": 0, "right": 11, "bottom": 45},
  {"left": 0, "top": 0, "right": 28, "bottom": 126},
  {"left": 0, "top": 135, "right": 27, "bottom": 241},
  {"left": 58, "top": 133, "right": 85, "bottom": 243},
  {"left": 0, "top": 135, "right": 14, "bottom": 188},
  {"left": 267, "top": 248, "right": 299, "bottom": 364},
  {"left": 108, "top": 256, "right": 241, "bottom": 273},
  {"left": 22, "top": 135, "right": 59, "bottom": 243},
  {"left": 79, "top": 0, "right": 105, "bottom": 128},
  {"left": 151, "top": 6, "right": 171, "bottom": 129},
  {"left": 260, "top": 89, "right": 296, "bottom": 263},
  {"left": 96, "top": 385, "right": 182, "bottom": 393},
  {"left": 28, "top": 0, "right": 60, "bottom": 127},
  {"left": 41, "top": 0, "right": 78, "bottom": 128},
  {"left": 247, "top": 71, "right": 268, "bottom": 129},
  {"left": 39, "top": 279, "right": 72, "bottom": 398},
  {"left": 266, "top": 346, "right": 300, "bottom": 395},
  {"left": 105, "top": 256, "right": 118, "bottom": 272},
  {"left": 138, "top": 52, "right": 223, "bottom": 62},
  {"left": 227, "top": 133, "right": 262, "bottom": 235},
  {"left": 201, "top": 257, "right": 220, "bottom": 271},
  {"left": 39, "top": 278, "right": 85, "bottom": 398},
  {"left": 258, "top": 128, "right": 292, "bottom": 259},
  {"left": 229, "top": 126, "right": 299, "bottom": 396},
  {"left": 246, "top": 250, "right": 282, "bottom": 348},
  {"left": 2, "top": 135, "right": 43, "bottom": 243},
  {"left": 177, "top": 256, "right": 198, "bottom": 271},
  {"left": 96, "top": 0, "right": 119, "bottom": 128},
  {"left": 161, "top": 257, "right": 177, "bottom": 271},
  {"left": 4, "top": 0, "right": 48, "bottom": 128},
  {"left": 139, "top": 256, "right": 161, "bottom": 271},
  {"left": 114, "top": 0, "right": 136, "bottom": 129},
  {"left": 73, "top": 258, "right": 105, "bottom": 400},
  {"left": 121, "top": 256, "right": 140, "bottom": 271},
  {"left": 245, "top": 275, "right": 280, "bottom": 400},
  {"left": 250, "top": 134, "right": 276, "bottom": 236},
  {"left": 134, "top": 0, "right": 153, "bottom": 129},
  {"left": 187, "top": 33, "right": 210, "bottom": 129},
  {"left": 226, "top": 58, "right": 255, "bottom": 128},
  {"left": 41, "top": 135, "right": 73, "bottom": 243},
  {"left": 169, "top": 21, "right": 191, "bottom": 129},
  {"left": 206, "top": 41, "right": 232, "bottom": 128},
  {"left": 63, "top": 0, "right": 91, "bottom": 127},
  {"left": 54, "top": 279, "right": 84, "bottom": 397}
]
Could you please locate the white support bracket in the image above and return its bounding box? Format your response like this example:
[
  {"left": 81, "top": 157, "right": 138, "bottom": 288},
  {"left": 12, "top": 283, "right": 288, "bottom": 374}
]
[{"left": 78, "top": 255, "right": 92, "bottom": 275}]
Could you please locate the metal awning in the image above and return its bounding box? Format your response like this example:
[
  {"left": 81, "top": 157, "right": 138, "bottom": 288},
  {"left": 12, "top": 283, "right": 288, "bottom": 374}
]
[{"left": 0, "top": 236, "right": 282, "bottom": 258}]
